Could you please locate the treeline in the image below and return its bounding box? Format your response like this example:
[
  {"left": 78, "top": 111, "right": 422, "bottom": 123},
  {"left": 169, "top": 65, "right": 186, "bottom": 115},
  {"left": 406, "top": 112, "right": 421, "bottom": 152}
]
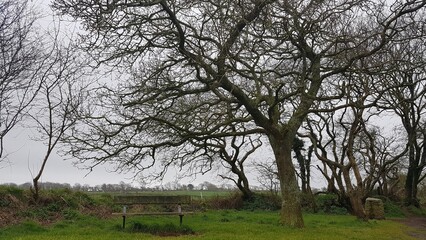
[{"left": 0, "top": 181, "right": 240, "bottom": 193}]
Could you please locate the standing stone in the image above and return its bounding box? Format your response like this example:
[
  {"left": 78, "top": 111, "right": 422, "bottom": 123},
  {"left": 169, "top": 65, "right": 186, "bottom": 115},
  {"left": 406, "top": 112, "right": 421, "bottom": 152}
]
[{"left": 365, "top": 198, "right": 385, "bottom": 220}]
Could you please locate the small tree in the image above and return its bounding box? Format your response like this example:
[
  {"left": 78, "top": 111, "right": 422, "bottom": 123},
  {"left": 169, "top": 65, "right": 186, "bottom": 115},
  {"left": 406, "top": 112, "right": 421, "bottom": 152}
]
[{"left": 28, "top": 41, "right": 86, "bottom": 201}]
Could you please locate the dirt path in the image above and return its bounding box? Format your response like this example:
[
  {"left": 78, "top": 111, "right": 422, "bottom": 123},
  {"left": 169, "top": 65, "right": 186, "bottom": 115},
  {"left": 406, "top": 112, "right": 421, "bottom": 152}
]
[{"left": 394, "top": 217, "right": 426, "bottom": 239}]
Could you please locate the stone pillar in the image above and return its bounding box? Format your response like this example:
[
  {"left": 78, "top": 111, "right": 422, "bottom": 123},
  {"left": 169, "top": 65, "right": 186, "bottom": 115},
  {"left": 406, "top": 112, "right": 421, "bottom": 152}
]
[{"left": 365, "top": 198, "right": 385, "bottom": 220}]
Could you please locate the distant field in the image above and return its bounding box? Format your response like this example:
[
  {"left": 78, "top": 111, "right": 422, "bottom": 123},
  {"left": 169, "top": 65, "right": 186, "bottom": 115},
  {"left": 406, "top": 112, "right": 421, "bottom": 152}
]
[{"left": 0, "top": 210, "right": 420, "bottom": 240}]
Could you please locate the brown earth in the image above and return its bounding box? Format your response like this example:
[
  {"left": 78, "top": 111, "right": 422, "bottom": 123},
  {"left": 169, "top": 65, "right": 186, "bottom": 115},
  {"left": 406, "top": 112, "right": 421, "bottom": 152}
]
[{"left": 394, "top": 217, "right": 426, "bottom": 239}]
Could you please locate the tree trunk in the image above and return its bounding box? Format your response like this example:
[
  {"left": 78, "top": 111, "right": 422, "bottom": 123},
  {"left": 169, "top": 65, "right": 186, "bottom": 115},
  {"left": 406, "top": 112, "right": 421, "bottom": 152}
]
[
  {"left": 342, "top": 169, "right": 366, "bottom": 219},
  {"left": 403, "top": 128, "right": 422, "bottom": 207},
  {"left": 31, "top": 179, "right": 40, "bottom": 203},
  {"left": 235, "top": 174, "right": 255, "bottom": 200},
  {"left": 270, "top": 135, "right": 304, "bottom": 228},
  {"left": 405, "top": 166, "right": 421, "bottom": 207},
  {"left": 348, "top": 190, "right": 366, "bottom": 219}
]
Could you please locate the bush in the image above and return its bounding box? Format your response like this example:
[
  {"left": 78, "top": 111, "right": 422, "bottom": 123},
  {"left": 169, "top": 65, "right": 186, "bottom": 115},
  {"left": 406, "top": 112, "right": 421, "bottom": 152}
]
[
  {"left": 0, "top": 185, "right": 24, "bottom": 198},
  {"left": 63, "top": 209, "right": 82, "bottom": 220},
  {"left": 201, "top": 193, "right": 243, "bottom": 210},
  {"left": 241, "top": 194, "right": 281, "bottom": 211},
  {"left": 0, "top": 185, "right": 26, "bottom": 207},
  {"left": 199, "top": 192, "right": 281, "bottom": 211},
  {"left": 377, "top": 198, "right": 405, "bottom": 218},
  {"left": 314, "top": 193, "right": 348, "bottom": 215}
]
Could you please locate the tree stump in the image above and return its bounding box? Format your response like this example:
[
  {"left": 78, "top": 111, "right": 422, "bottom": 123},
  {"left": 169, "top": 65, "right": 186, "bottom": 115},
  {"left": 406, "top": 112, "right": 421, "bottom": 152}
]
[{"left": 365, "top": 198, "right": 385, "bottom": 220}]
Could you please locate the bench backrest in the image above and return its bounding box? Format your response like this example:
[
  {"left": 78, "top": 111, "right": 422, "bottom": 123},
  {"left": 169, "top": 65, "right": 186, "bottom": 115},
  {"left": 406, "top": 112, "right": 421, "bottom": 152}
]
[{"left": 113, "top": 195, "right": 192, "bottom": 205}]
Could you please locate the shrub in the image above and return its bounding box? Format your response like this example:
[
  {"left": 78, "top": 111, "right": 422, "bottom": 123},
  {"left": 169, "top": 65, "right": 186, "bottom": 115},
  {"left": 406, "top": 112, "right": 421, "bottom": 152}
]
[
  {"left": 201, "top": 192, "right": 243, "bottom": 210},
  {"left": 0, "top": 185, "right": 26, "bottom": 207},
  {"left": 314, "top": 193, "right": 348, "bottom": 215},
  {"left": 0, "top": 185, "right": 24, "bottom": 198},
  {"left": 242, "top": 193, "right": 281, "bottom": 211},
  {"left": 195, "top": 192, "right": 282, "bottom": 211},
  {"left": 380, "top": 198, "right": 405, "bottom": 218},
  {"left": 63, "top": 209, "right": 81, "bottom": 220}
]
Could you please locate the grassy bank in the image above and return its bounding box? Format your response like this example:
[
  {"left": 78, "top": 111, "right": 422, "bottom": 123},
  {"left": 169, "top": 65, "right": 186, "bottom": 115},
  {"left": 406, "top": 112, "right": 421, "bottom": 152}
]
[{"left": 0, "top": 210, "right": 419, "bottom": 240}]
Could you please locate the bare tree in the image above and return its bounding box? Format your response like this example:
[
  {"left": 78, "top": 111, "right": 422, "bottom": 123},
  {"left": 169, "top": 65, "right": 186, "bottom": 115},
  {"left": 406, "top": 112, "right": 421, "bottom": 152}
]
[
  {"left": 304, "top": 79, "right": 407, "bottom": 218},
  {"left": 53, "top": 0, "right": 425, "bottom": 227},
  {"left": 215, "top": 132, "right": 262, "bottom": 200},
  {"left": 0, "top": 0, "right": 44, "bottom": 159},
  {"left": 28, "top": 35, "right": 87, "bottom": 201},
  {"left": 254, "top": 158, "right": 280, "bottom": 195}
]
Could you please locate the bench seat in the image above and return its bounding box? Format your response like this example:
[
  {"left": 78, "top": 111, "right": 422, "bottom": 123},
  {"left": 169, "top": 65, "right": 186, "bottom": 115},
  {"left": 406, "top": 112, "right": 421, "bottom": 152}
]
[
  {"left": 112, "top": 195, "right": 194, "bottom": 228},
  {"left": 112, "top": 211, "right": 194, "bottom": 216}
]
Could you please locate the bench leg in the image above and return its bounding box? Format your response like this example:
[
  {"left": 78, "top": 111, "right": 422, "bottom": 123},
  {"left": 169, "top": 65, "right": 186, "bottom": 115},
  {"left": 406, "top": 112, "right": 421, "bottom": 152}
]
[
  {"left": 122, "top": 215, "right": 126, "bottom": 229},
  {"left": 179, "top": 215, "right": 183, "bottom": 226}
]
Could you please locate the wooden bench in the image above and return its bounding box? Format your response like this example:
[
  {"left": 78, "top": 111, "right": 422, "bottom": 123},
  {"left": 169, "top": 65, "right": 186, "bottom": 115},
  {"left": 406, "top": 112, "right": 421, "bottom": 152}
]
[{"left": 112, "top": 195, "right": 194, "bottom": 228}]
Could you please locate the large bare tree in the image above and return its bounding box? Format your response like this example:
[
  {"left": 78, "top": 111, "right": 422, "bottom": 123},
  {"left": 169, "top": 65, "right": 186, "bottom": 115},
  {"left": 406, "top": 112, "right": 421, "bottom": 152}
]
[{"left": 53, "top": 0, "right": 425, "bottom": 227}]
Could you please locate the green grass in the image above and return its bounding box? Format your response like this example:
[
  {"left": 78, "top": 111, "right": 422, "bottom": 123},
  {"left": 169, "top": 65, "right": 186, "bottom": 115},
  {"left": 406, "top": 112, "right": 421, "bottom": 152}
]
[{"left": 0, "top": 210, "right": 419, "bottom": 240}]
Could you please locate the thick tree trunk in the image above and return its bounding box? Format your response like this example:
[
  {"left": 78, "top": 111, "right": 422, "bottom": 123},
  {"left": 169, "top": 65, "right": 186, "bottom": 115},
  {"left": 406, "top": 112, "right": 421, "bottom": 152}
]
[
  {"left": 405, "top": 166, "right": 421, "bottom": 207},
  {"left": 236, "top": 175, "right": 255, "bottom": 200},
  {"left": 270, "top": 136, "right": 304, "bottom": 228},
  {"left": 342, "top": 169, "right": 366, "bottom": 219},
  {"left": 347, "top": 190, "right": 366, "bottom": 219},
  {"left": 404, "top": 130, "right": 423, "bottom": 207}
]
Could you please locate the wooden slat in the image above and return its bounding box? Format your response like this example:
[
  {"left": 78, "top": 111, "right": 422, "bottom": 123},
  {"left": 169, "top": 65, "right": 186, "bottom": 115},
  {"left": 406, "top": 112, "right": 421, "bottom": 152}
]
[
  {"left": 113, "top": 195, "right": 192, "bottom": 205},
  {"left": 112, "top": 212, "right": 194, "bottom": 216}
]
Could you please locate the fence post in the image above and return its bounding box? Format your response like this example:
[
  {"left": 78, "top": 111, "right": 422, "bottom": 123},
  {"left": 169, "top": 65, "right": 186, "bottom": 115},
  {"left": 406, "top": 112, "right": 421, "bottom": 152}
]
[
  {"left": 122, "top": 206, "right": 127, "bottom": 229},
  {"left": 178, "top": 204, "right": 183, "bottom": 226}
]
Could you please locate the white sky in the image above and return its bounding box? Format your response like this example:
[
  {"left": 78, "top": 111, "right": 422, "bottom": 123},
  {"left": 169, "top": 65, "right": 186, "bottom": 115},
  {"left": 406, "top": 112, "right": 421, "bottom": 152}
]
[
  {"left": 0, "top": 126, "right": 233, "bottom": 187},
  {"left": 1, "top": 127, "right": 134, "bottom": 185}
]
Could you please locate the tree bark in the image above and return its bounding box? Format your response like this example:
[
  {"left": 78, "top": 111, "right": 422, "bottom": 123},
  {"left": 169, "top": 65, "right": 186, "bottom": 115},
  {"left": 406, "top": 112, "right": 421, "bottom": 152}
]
[
  {"left": 270, "top": 135, "right": 304, "bottom": 228},
  {"left": 405, "top": 166, "right": 421, "bottom": 207},
  {"left": 234, "top": 170, "right": 255, "bottom": 200},
  {"left": 342, "top": 169, "right": 366, "bottom": 219},
  {"left": 347, "top": 190, "right": 366, "bottom": 219}
]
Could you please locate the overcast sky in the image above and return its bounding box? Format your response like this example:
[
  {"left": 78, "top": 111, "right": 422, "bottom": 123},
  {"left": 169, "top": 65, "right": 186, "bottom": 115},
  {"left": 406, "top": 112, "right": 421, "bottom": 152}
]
[
  {"left": 0, "top": 125, "right": 232, "bottom": 187},
  {"left": 1, "top": 127, "right": 136, "bottom": 186}
]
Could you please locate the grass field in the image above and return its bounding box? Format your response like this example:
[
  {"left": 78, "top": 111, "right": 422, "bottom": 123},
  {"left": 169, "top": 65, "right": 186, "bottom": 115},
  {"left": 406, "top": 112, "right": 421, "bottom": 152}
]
[{"left": 0, "top": 210, "right": 420, "bottom": 240}]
